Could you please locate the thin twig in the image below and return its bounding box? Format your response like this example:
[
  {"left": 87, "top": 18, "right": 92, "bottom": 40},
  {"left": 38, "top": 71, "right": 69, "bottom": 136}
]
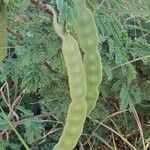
[
  {"left": 33, "top": 127, "right": 61, "bottom": 145},
  {"left": 11, "top": 89, "right": 26, "bottom": 110},
  {"left": 84, "top": 109, "right": 128, "bottom": 145},
  {"left": 89, "top": 118, "right": 137, "bottom": 150},
  {"left": 79, "top": 140, "right": 85, "bottom": 150},
  {"left": 111, "top": 55, "right": 150, "bottom": 70},
  {"left": 84, "top": 109, "right": 135, "bottom": 150},
  {"left": 0, "top": 82, "right": 10, "bottom": 107},
  {"left": 6, "top": 27, "right": 23, "bottom": 41},
  {"left": 0, "top": 112, "right": 53, "bottom": 137},
  {"left": 5, "top": 81, "right": 10, "bottom": 106}
]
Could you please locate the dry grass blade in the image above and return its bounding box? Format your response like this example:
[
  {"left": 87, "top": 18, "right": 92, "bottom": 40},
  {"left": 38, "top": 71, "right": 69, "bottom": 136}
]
[
  {"left": 84, "top": 109, "right": 128, "bottom": 146},
  {"left": 87, "top": 113, "right": 137, "bottom": 150},
  {"left": 132, "top": 108, "right": 146, "bottom": 150},
  {"left": 111, "top": 132, "right": 117, "bottom": 150},
  {"left": 95, "top": 121, "right": 136, "bottom": 150}
]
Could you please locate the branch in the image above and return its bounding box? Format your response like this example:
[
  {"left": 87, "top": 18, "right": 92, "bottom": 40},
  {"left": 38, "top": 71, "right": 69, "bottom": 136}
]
[
  {"left": 6, "top": 27, "right": 23, "bottom": 41},
  {"left": 0, "top": 112, "right": 54, "bottom": 137},
  {"left": 31, "top": 0, "right": 50, "bottom": 13},
  {"left": 43, "top": 61, "right": 58, "bottom": 73}
]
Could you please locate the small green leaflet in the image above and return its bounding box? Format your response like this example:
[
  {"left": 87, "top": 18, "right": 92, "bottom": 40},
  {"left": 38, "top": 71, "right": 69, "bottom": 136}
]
[
  {"left": 3, "top": 0, "right": 9, "bottom": 4},
  {"left": 56, "top": 0, "right": 64, "bottom": 11}
]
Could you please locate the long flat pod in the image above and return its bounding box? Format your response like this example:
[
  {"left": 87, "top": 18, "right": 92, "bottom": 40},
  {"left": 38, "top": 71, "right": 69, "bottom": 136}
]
[
  {"left": 74, "top": 0, "right": 103, "bottom": 115},
  {"left": 53, "top": 33, "right": 87, "bottom": 150},
  {"left": 46, "top": 4, "right": 87, "bottom": 150},
  {"left": 0, "top": 1, "right": 7, "bottom": 61}
]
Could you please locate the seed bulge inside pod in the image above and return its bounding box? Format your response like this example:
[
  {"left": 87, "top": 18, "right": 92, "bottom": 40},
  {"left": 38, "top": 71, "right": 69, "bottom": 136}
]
[
  {"left": 86, "top": 90, "right": 95, "bottom": 98},
  {"left": 73, "top": 77, "right": 82, "bottom": 85},
  {"left": 63, "top": 138, "right": 72, "bottom": 147},
  {"left": 73, "top": 66, "right": 81, "bottom": 74},
  {"left": 86, "top": 39, "right": 95, "bottom": 47},
  {"left": 89, "top": 75, "right": 98, "bottom": 83},
  {"left": 72, "top": 103, "right": 85, "bottom": 112},
  {"left": 85, "top": 54, "right": 95, "bottom": 62},
  {"left": 69, "top": 55, "right": 79, "bottom": 65},
  {"left": 73, "top": 114, "right": 80, "bottom": 121},
  {"left": 75, "top": 88, "right": 84, "bottom": 97},
  {"left": 69, "top": 125, "right": 80, "bottom": 135},
  {"left": 89, "top": 65, "right": 97, "bottom": 72}
]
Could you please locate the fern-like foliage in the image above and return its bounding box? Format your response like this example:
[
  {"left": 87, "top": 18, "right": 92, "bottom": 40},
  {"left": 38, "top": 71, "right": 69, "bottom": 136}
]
[{"left": 0, "top": 0, "right": 149, "bottom": 149}]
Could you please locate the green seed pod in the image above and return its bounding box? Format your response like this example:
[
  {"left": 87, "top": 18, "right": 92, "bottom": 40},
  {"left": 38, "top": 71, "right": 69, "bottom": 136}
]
[
  {"left": 62, "top": 34, "right": 87, "bottom": 100},
  {"left": 74, "top": 0, "right": 103, "bottom": 115},
  {"left": 53, "top": 33, "right": 87, "bottom": 150},
  {"left": 0, "top": 1, "right": 7, "bottom": 61},
  {"left": 47, "top": 5, "right": 87, "bottom": 150},
  {"left": 53, "top": 101, "right": 87, "bottom": 150}
]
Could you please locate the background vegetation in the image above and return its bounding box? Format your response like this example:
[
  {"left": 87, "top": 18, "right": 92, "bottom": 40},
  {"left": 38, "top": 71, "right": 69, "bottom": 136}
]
[{"left": 0, "top": 0, "right": 150, "bottom": 149}]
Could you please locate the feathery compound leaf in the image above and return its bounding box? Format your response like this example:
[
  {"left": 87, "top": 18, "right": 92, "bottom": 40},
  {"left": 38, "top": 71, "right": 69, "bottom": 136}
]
[{"left": 56, "top": 0, "right": 64, "bottom": 11}]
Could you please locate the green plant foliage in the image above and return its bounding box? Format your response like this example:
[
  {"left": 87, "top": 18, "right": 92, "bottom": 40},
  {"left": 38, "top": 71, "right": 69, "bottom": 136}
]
[
  {"left": 23, "top": 118, "right": 43, "bottom": 144},
  {"left": 0, "top": 140, "right": 21, "bottom": 150},
  {"left": 0, "top": 0, "right": 149, "bottom": 149}
]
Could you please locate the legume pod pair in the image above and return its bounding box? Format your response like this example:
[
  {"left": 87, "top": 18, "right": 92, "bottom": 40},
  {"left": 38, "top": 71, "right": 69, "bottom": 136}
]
[{"left": 46, "top": 1, "right": 102, "bottom": 149}]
